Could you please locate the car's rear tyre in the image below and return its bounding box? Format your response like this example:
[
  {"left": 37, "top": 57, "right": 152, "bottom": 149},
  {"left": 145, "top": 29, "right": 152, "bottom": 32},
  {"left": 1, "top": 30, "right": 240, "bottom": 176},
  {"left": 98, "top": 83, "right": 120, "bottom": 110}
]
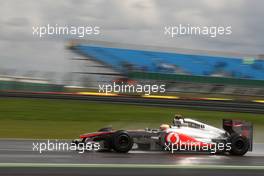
[
  {"left": 228, "top": 133, "right": 249, "bottom": 156},
  {"left": 112, "top": 130, "right": 133, "bottom": 153}
]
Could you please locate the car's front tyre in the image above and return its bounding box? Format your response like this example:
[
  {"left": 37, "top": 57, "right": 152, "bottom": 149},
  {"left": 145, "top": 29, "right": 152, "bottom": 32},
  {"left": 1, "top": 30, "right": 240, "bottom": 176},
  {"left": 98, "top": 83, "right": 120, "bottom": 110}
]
[{"left": 112, "top": 130, "right": 133, "bottom": 153}]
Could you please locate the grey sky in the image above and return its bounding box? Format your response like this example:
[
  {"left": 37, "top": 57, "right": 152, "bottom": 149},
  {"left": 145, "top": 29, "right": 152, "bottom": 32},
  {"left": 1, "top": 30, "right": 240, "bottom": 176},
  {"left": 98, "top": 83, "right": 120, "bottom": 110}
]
[{"left": 0, "top": 0, "right": 263, "bottom": 75}]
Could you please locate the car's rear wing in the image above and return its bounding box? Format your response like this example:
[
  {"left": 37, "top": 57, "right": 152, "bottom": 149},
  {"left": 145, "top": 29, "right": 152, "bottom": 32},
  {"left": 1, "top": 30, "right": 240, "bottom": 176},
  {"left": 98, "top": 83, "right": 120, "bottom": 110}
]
[{"left": 223, "top": 119, "right": 253, "bottom": 151}]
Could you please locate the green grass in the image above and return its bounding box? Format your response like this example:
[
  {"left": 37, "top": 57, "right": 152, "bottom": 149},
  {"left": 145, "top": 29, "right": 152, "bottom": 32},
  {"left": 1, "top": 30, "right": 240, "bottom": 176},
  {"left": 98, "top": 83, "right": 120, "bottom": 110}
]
[{"left": 0, "top": 97, "right": 263, "bottom": 141}]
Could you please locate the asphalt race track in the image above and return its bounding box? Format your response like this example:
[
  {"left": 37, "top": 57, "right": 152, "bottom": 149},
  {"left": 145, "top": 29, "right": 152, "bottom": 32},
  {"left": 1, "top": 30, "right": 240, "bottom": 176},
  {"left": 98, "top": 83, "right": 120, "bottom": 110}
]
[
  {"left": 0, "top": 140, "right": 263, "bottom": 176},
  {"left": 0, "top": 92, "right": 264, "bottom": 175}
]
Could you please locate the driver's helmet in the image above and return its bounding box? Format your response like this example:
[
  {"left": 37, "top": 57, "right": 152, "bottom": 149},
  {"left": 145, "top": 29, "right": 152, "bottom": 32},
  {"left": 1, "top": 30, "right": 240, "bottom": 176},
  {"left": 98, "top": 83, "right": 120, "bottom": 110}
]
[
  {"left": 173, "top": 114, "right": 183, "bottom": 126},
  {"left": 160, "top": 124, "right": 170, "bottom": 131},
  {"left": 174, "top": 114, "right": 182, "bottom": 119}
]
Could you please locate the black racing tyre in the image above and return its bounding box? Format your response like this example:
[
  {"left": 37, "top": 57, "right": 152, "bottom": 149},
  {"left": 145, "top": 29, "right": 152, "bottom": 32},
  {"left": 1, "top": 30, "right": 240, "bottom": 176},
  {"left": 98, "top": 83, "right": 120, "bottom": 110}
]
[
  {"left": 228, "top": 133, "right": 249, "bottom": 156},
  {"left": 112, "top": 130, "right": 133, "bottom": 153}
]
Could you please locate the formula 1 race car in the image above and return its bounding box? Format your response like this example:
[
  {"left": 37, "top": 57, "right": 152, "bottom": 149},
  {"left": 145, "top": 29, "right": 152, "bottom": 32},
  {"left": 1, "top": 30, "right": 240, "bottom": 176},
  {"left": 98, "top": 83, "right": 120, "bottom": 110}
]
[{"left": 72, "top": 115, "right": 253, "bottom": 156}]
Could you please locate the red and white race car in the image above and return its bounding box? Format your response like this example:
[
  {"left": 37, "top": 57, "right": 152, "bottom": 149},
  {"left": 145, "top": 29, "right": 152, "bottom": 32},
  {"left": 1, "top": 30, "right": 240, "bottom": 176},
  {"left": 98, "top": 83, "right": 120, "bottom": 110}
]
[{"left": 72, "top": 115, "right": 253, "bottom": 156}]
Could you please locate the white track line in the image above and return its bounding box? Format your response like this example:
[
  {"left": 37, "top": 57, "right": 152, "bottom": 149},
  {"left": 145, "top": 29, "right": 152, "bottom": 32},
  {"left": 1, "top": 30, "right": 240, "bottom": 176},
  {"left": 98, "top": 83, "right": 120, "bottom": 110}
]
[{"left": 0, "top": 163, "right": 263, "bottom": 170}]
